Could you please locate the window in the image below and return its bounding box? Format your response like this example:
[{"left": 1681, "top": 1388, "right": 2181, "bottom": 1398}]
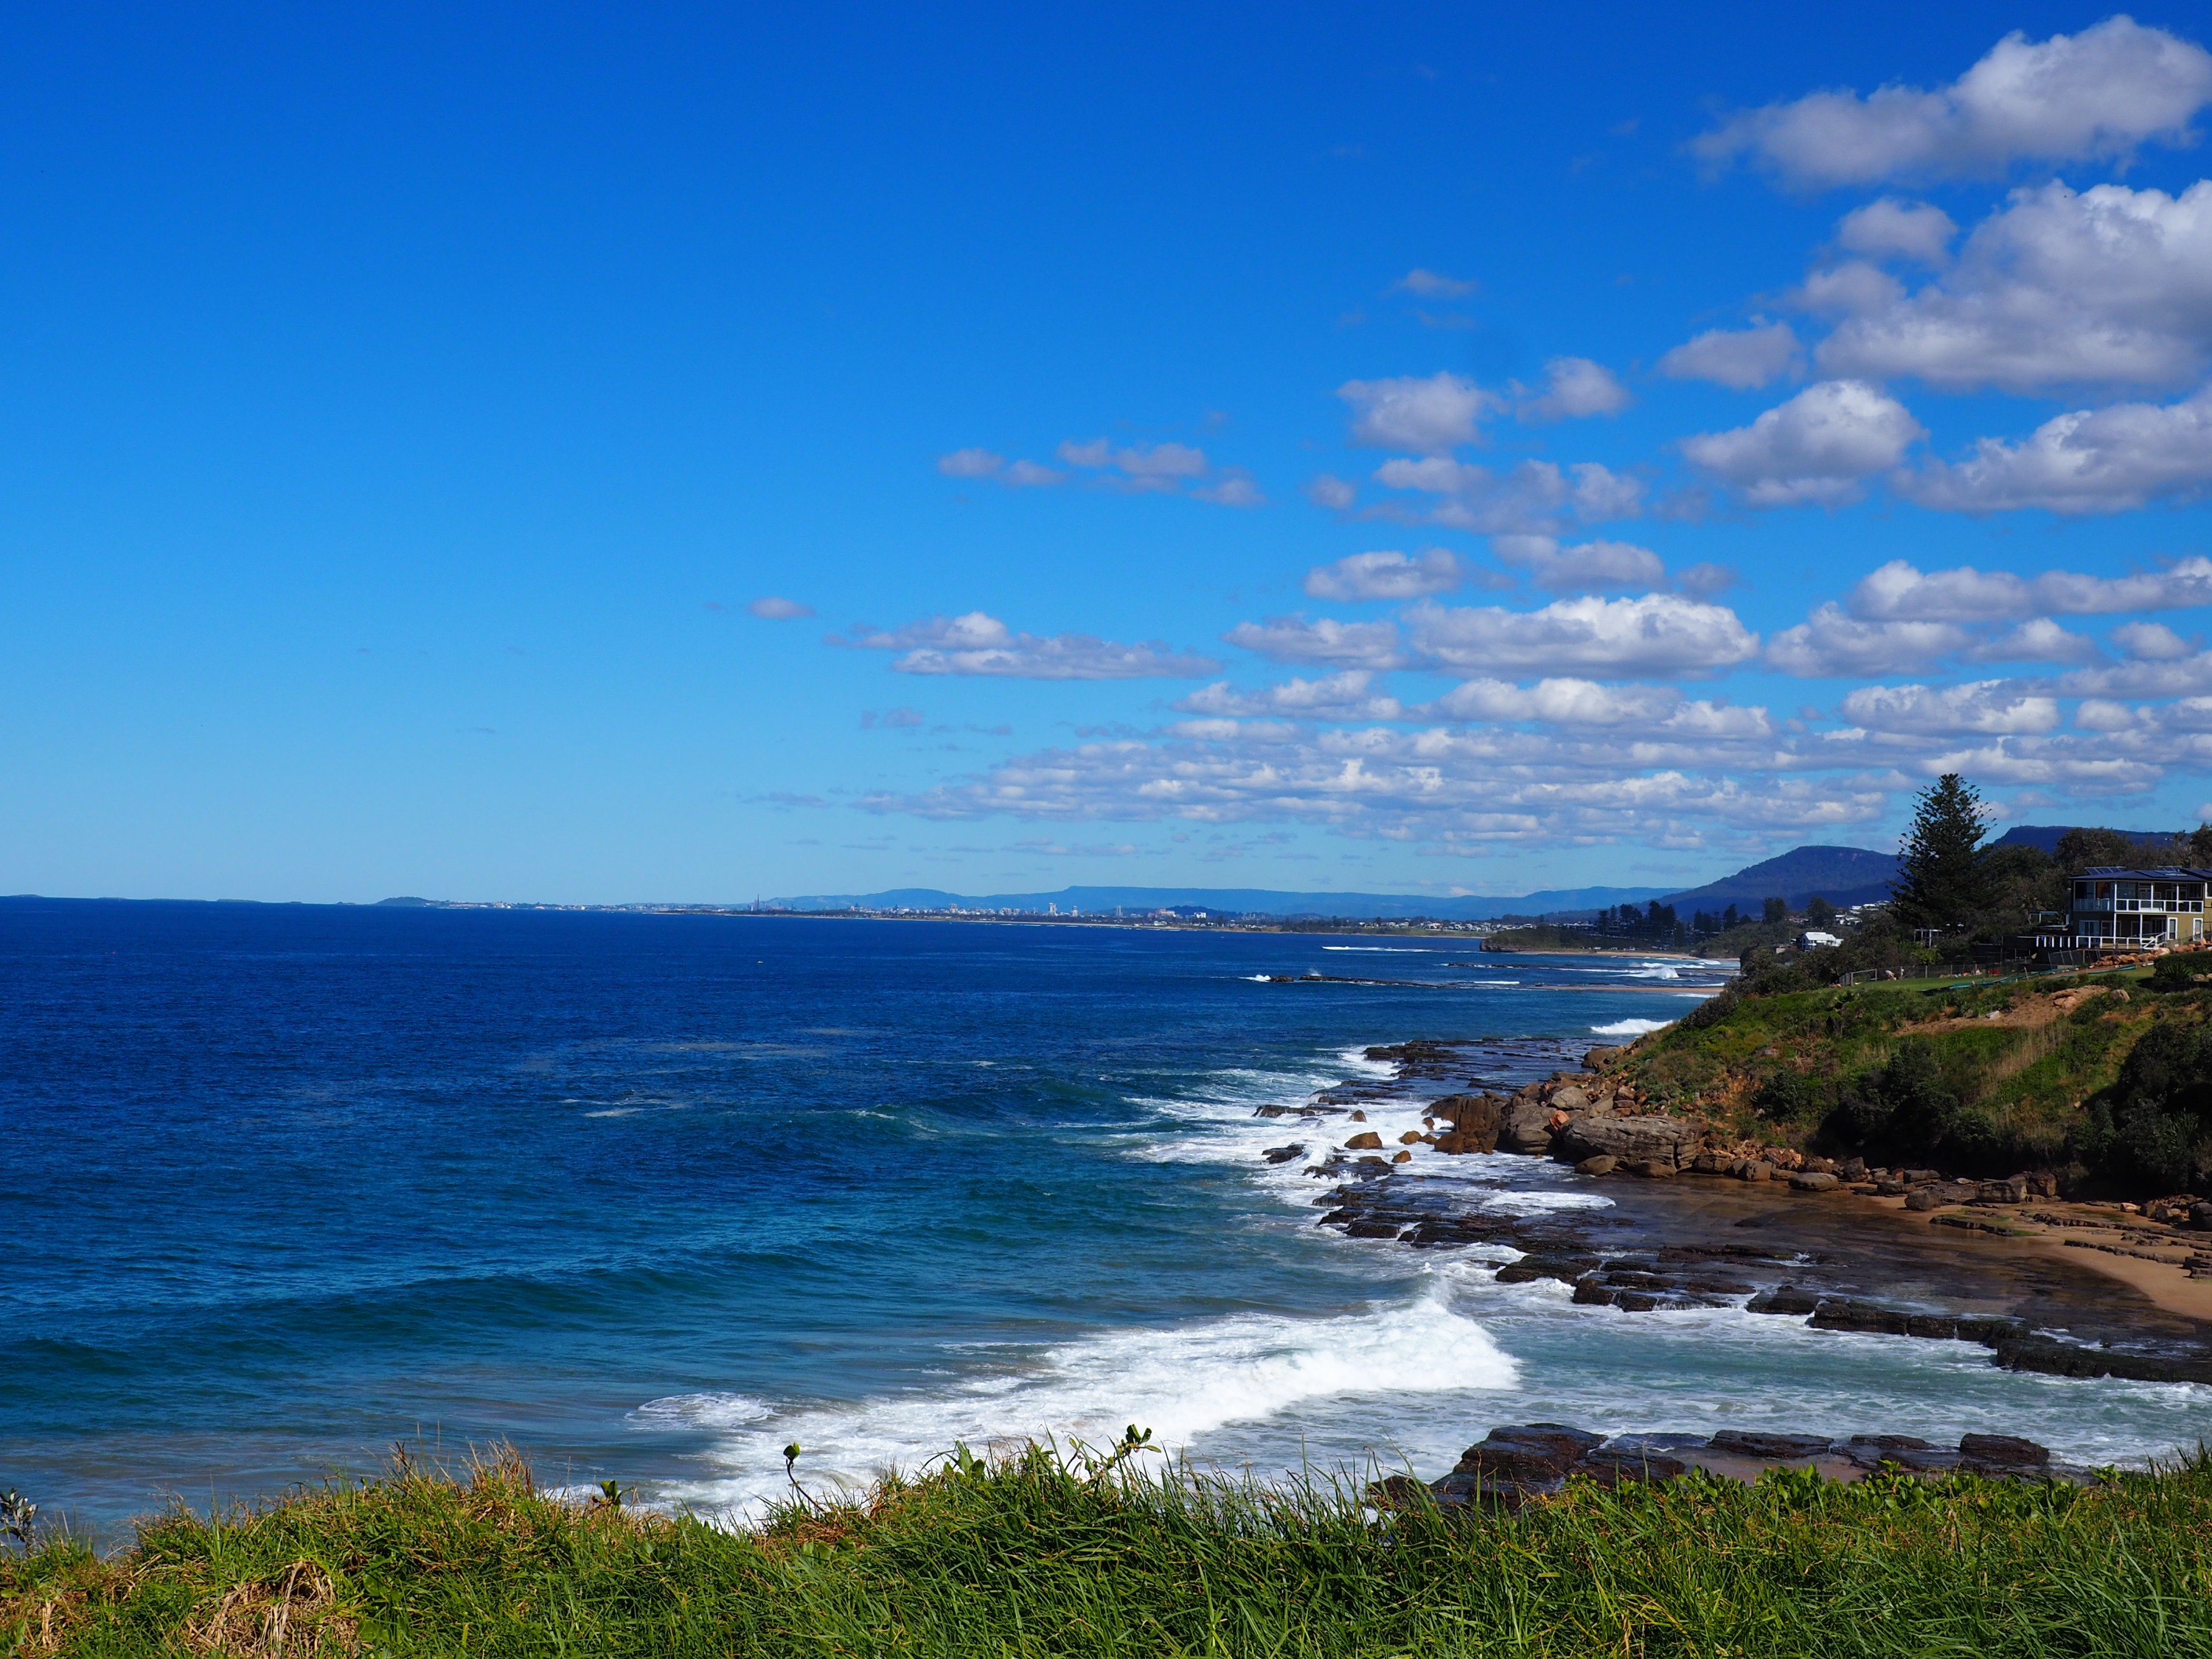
[{"left": 2075, "top": 880, "right": 2090, "bottom": 900}]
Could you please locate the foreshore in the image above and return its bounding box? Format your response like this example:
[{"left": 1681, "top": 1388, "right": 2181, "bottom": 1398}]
[{"left": 1286, "top": 1034, "right": 2212, "bottom": 1391}]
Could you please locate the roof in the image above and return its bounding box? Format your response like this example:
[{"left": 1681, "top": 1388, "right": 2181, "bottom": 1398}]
[{"left": 2077, "top": 866, "right": 2212, "bottom": 880}]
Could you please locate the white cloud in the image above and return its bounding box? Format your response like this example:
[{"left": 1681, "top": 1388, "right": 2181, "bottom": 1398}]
[
  {"left": 835, "top": 612, "right": 1221, "bottom": 679},
  {"left": 1848, "top": 556, "right": 2212, "bottom": 619},
  {"left": 2076, "top": 698, "right": 2140, "bottom": 731},
  {"left": 1899, "top": 385, "right": 2212, "bottom": 513},
  {"left": 1394, "top": 268, "right": 1478, "bottom": 299},
  {"left": 937, "top": 448, "right": 1008, "bottom": 479},
  {"left": 2056, "top": 652, "right": 2212, "bottom": 698},
  {"left": 1692, "top": 17, "right": 2212, "bottom": 187},
  {"left": 1837, "top": 198, "right": 1958, "bottom": 265},
  {"left": 1177, "top": 670, "right": 1405, "bottom": 722},
  {"left": 1222, "top": 616, "right": 1406, "bottom": 669},
  {"left": 1520, "top": 357, "right": 1631, "bottom": 420},
  {"left": 1368, "top": 456, "right": 1643, "bottom": 535},
  {"left": 1963, "top": 618, "right": 2100, "bottom": 664},
  {"left": 1658, "top": 321, "right": 1802, "bottom": 389},
  {"left": 1304, "top": 549, "right": 1462, "bottom": 601},
  {"left": 746, "top": 596, "right": 815, "bottom": 619},
  {"left": 1818, "top": 181, "right": 2212, "bottom": 394},
  {"left": 1058, "top": 437, "right": 1209, "bottom": 491},
  {"left": 1408, "top": 593, "right": 1760, "bottom": 677},
  {"left": 1839, "top": 680, "right": 2062, "bottom": 736},
  {"left": 2113, "top": 620, "right": 2194, "bottom": 659},
  {"left": 1767, "top": 605, "right": 1971, "bottom": 677},
  {"left": 1338, "top": 372, "right": 1502, "bottom": 453},
  {"left": 1190, "top": 470, "right": 1265, "bottom": 507},
  {"left": 1491, "top": 535, "right": 1666, "bottom": 593},
  {"left": 1680, "top": 380, "right": 1924, "bottom": 506},
  {"left": 1002, "top": 459, "right": 1065, "bottom": 487},
  {"left": 1677, "top": 562, "right": 1738, "bottom": 599},
  {"left": 1306, "top": 473, "right": 1357, "bottom": 510},
  {"left": 1427, "top": 677, "right": 1685, "bottom": 726},
  {"left": 1791, "top": 262, "right": 1907, "bottom": 316}
]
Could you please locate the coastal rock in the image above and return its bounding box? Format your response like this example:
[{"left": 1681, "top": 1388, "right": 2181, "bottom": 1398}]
[
  {"left": 1710, "top": 1430, "right": 1832, "bottom": 1460},
  {"left": 1345, "top": 1131, "right": 1384, "bottom": 1150},
  {"left": 1576, "top": 1154, "right": 1618, "bottom": 1176},
  {"left": 1738, "top": 1160, "right": 1774, "bottom": 1181},
  {"left": 1746, "top": 1286, "right": 1823, "bottom": 1316},
  {"left": 1554, "top": 1115, "right": 1703, "bottom": 1173},
  {"left": 1790, "top": 1172, "right": 1839, "bottom": 1192},
  {"left": 1262, "top": 1144, "right": 1305, "bottom": 1164},
  {"left": 1583, "top": 1045, "right": 1624, "bottom": 1070},
  {"left": 1499, "top": 1098, "right": 1556, "bottom": 1155},
  {"left": 1551, "top": 1085, "right": 1593, "bottom": 1113},
  {"left": 1630, "top": 1158, "right": 1676, "bottom": 1179},
  {"left": 1958, "top": 1433, "right": 2048, "bottom": 1470},
  {"left": 1430, "top": 1093, "right": 1503, "bottom": 1154},
  {"left": 1430, "top": 1423, "right": 1604, "bottom": 1504}
]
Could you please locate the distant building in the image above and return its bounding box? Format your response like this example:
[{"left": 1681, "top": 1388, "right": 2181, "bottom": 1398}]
[
  {"left": 1797, "top": 930, "right": 1843, "bottom": 950},
  {"left": 2069, "top": 867, "right": 2209, "bottom": 946}
]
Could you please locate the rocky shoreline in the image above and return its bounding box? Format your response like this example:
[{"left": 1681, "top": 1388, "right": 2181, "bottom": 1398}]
[
  {"left": 1270, "top": 1036, "right": 2212, "bottom": 1388},
  {"left": 1375, "top": 1421, "right": 2093, "bottom": 1512}
]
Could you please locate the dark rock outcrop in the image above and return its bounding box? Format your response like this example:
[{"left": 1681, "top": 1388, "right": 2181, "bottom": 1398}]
[{"left": 1555, "top": 1115, "right": 1705, "bottom": 1172}]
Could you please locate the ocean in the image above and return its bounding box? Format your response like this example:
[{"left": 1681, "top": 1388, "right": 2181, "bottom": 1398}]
[{"left": 4, "top": 898, "right": 2205, "bottom": 1531}]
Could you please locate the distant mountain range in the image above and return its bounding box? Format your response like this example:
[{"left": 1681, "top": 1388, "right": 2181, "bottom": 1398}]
[
  {"left": 775, "top": 823, "right": 2190, "bottom": 922},
  {"left": 770, "top": 883, "right": 1675, "bottom": 922}
]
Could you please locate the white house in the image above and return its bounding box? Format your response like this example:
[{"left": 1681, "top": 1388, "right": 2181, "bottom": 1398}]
[{"left": 2069, "top": 867, "right": 2210, "bottom": 946}]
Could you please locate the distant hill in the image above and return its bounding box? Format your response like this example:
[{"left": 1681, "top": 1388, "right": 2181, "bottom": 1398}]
[
  {"left": 1657, "top": 845, "right": 1899, "bottom": 912},
  {"left": 1986, "top": 825, "right": 2176, "bottom": 856},
  {"left": 770, "top": 883, "right": 1674, "bottom": 921}
]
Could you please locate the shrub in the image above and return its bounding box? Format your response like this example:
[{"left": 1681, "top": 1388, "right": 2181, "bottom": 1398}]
[{"left": 1753, "top": 1068, "right": 1826, "bottom": 1122}]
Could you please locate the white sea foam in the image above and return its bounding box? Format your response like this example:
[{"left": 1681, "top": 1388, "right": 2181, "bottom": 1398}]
[
  {"left": 650, "top": 1290, "right": 1517, "bottom": 1520},
  {"left": 1590, "top": 1018, "right": 1671, "bottom": 1037},
  {"left": 1321, "top": 946, "right": 1433, "bottom": 953}
]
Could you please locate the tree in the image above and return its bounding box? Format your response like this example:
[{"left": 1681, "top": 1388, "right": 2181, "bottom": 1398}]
[
  {"left": 1806, "top": 896, "right": 1836, "bottom": 927},
  {"left": 1722, "top": 902, "right": 1739, "bottom": 930},
  {"left": 1891, "top": 773, "right": 1990, "bottom": 931},
  {"left": 1761, "top": 896, "right": 1787, "bottom": 926}
]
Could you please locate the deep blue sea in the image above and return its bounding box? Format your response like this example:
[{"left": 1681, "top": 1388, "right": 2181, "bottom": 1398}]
[{"left": 5, "top": 899, "right": 2207, "bottom": 1531}]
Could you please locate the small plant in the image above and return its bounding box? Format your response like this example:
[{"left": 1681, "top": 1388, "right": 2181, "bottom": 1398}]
[{"left": 0, "top": 1488, "right": 35, "bottom": 1548}]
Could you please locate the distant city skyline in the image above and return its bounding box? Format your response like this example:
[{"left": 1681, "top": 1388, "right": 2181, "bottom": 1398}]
[{"left": 7, "top": 4, "right": 2212, "bottom": 902}]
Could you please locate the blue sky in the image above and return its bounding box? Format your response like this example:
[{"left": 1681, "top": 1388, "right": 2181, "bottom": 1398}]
[{"left": 7, "top": 4, "right": 2212, "bottom": 902}]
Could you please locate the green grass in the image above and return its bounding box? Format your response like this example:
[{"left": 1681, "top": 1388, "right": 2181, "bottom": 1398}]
[
  {"left": 10, "top": 1444, "right": 2212, "bottom": 1656},
  {"left": 1618, "top": 972, "right": 2192, "bottom": 1173}
]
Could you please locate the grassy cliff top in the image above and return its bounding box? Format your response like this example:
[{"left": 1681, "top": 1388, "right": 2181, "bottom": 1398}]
[
  {"left": 1607, "top": 964, "right": 2212, "bottom": 1192},
  {"left": 8, "top": 1444, "right": 2212, "bottom": 1657}
]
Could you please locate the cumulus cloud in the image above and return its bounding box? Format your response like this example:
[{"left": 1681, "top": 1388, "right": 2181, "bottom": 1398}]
[
  {"left": 1427, "top": 677, "right": 1685, "bottom": 726},
  {"left": 1837, "top": 198, "right": 1959, "bottom": 265},
  {"left": 1222, "top": 616, "right": 1406, "bottom": 669},
  {"left": 1818, "top": 181, "right": 2212, "bottom": 394},
  {"left": 1304, "top": 549, "right": 1463, "bottom": 600},
  {"left": 1848, "top": 556, "right": 2212, "bottom": 619},
  {"left": 1338, "top": 372, "right": 1502, "bottom": 453},
  {"left": 1306, "top": 473, "right": 1357, "bottom": 510},
  {"left": 1658, "top": 321, "right": 1803, "bottom": 389},
  {"left": 1394, "top": 268, "right": 1479, "bottom": 299},
  {"left": 1691, "top": 17, "right": 2212, "bottom": 187},
  {"left": 1792, "top": 262, "right": 1908, "bottom": 317},
  {"left": 1177, "top": 670, "right": 1405, "bottom": 722},
  {"left": 746, "top": 596, "right": 815, "bottom": 619},
  {"left": 1408, "top": 593, "right": 1760, "bottom": 677},
  {"left": 1964, "top": 618, "right": 2101, "bottom": 664},
  {"left": 1491, "top": 535, "right": 1667, "bottom": 593},
  {"left": 1519, "top": 357, "right": 1632, "bottom": 420},
  {"left": 1839, "top": 680, "right": 2062, "bottom": 736},
  {"left": 1900, "top": 385, "right": 2212, "bottom": 512},
  {"left": 2113, "top": 620, "right": 2194, "bottom": 659},
  {"left": 1369, "top": 456, "right": 1644, "bottom": 535},
  {"left": 1680, "top": 380, "right": 1924, "bottom": 506},
  {"left": 835, "top": 612, "right": 1220, "bottom": 679},
  {"left": 1767, "top": 605, "right": 1972, "bottom": 677}
]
